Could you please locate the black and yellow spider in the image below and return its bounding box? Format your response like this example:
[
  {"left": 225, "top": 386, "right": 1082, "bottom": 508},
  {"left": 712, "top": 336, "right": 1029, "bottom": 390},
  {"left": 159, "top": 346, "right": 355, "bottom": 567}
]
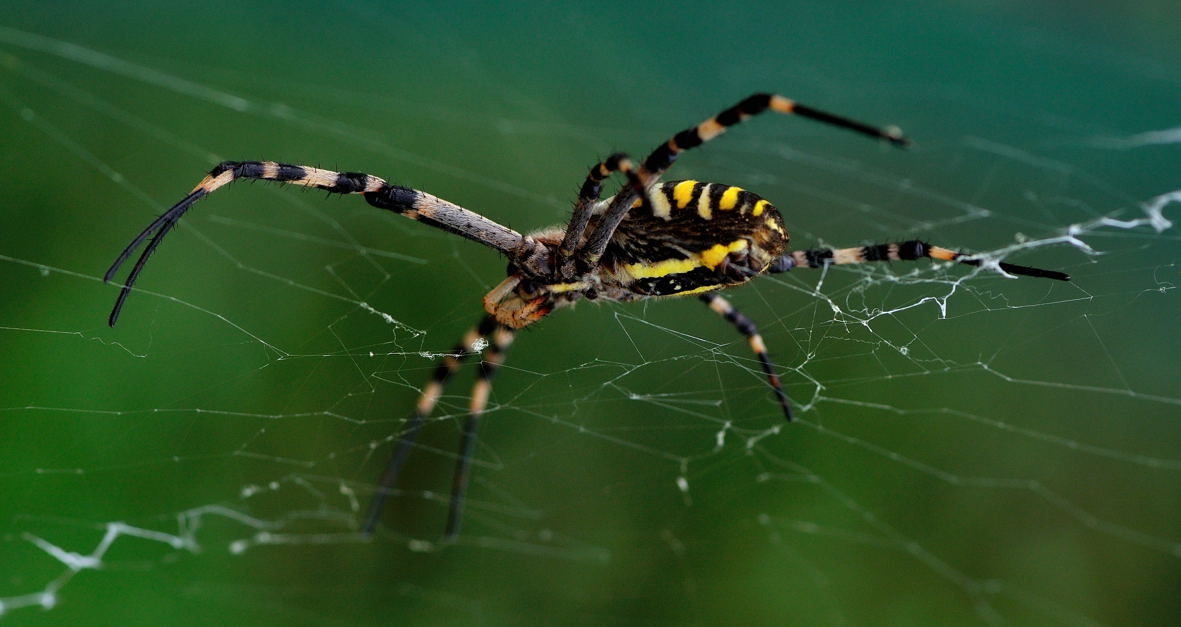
[{"left": 104, "top": 93, "right": 1069, "bottom": 540}]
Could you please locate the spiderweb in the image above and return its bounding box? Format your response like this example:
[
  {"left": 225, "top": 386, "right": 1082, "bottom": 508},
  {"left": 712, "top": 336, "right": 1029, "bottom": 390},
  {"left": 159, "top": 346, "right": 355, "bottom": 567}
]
[{"left": 1, "top": 4, "right": 1179, "bottom": 624}]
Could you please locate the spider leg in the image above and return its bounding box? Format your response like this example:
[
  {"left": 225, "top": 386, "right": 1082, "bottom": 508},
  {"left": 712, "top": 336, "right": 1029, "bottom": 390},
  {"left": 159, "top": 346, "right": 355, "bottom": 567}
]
[
  {"left": 768, "top": 240, "right": 1070, "bottom": 281},
  {"left": 104, "top": 195, "right": 194, "bottom": 326},
  {"left": 105, "top": 161, "right": 524, "bottom": 326},
  {"left": 640, "top": 93, "right": 909, "bottom": 185},
  {"left": 699, "top": 292, "right": 793, "bottom": 421},
  {"left": 575, "top": 160, "right": 648, "bottom": 268},
  {"left": 362, "top": 316, "right": 498, "bottom": 536},
  {"left": 444, "top": 324, "right": 515, "bottom": 541},
  {"left": 557, "top": 152, "right": 636, "bottom": 277}
]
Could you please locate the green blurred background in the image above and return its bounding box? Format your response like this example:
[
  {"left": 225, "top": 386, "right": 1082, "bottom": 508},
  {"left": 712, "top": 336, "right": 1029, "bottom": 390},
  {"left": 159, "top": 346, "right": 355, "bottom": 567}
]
[{"left": 2, "top": 1, "right": 1179, "bottom": 624}]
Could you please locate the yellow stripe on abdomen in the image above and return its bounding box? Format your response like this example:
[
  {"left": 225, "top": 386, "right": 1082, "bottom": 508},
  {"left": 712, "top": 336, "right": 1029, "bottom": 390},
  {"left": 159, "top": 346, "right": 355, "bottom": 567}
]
[
  {"left": 700, "top": 239, "right": 749, "bottom": 269},
  {"left": 672, "top": 180, "right": 697, "bottom": 208},
  {"left": 678, "top": 284, "right": 725, "bottom": 296},
  {"left": 718, "top": 186, "right": 743, "bottom": 211},
  {"left": 623, "top": 257, "right": 701, "bottom": 279},
  {"left": 624, "top": 239, "right": 749, "bottom": 280}
]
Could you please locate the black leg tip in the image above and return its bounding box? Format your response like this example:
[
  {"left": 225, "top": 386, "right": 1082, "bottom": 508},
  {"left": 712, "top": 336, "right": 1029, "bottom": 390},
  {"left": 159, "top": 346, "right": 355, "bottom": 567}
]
[{"left": 883, "top": 126, "right": 911, "bottom": 148}]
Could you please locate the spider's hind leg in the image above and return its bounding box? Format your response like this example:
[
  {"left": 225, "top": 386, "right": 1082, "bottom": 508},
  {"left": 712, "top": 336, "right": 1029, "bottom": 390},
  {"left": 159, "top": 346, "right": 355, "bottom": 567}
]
[
  {"left": 362, "top": 316, "right": 498, "bottom": 536},
  {"left": 769, "top": 240, "right": 1070, "bottom": 281},
  {"left": 639, "top": 93, "right": 909, "bottom": 185},
  {"left": 699, "top": 292, "right": 793, "bottom": 421}
]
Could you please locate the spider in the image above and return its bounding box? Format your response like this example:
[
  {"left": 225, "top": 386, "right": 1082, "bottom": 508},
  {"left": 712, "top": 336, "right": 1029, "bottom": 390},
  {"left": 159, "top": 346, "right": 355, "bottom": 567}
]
[{"left": 104, "top": 93, "right": 1069, "bottom": 541}]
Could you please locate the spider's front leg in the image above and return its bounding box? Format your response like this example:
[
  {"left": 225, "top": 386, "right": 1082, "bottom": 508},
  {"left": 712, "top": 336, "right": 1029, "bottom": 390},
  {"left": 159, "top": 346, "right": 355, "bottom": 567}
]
[{"left": 104, "top": 160, "right": 527, "bottom": 326}]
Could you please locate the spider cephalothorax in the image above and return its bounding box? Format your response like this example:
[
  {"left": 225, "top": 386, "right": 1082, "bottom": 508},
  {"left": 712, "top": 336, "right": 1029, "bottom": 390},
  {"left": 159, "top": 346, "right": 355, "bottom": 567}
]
[{"left": 104, "top": 93, "right": 1068, "bottom": 540}]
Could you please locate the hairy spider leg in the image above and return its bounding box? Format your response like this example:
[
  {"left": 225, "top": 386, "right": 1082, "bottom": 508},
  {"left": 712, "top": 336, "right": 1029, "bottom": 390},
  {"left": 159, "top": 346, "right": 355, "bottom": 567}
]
[
  {"left": 444, "top": 324, "right": 516, "bottom": 540},
  {"left": 557, "top": 152, "right": 637, "bottom": 276},
  {"left": 768, "top": 240, "right": 1070, "bottom": 281},
  {"left": 639, "top": 93, "right": 910, "bottom": 185},
  {"left": 104, "top": 161, "right": 523, "bottom": 326},
  {"left": 362, "top": 316, "right": 498, "bottom": 536},
  {"left": 699, "top": 293, "right": 793, "bottom": 421},
  {"left": 576, "top": 158, "right": 647, "bottom": 268}
]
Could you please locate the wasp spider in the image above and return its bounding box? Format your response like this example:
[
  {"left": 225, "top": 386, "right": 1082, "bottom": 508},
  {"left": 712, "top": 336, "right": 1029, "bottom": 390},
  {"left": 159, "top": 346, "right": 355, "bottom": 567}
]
[{"left": 105, "top": 93, "right": 1069, "bottom": 540}]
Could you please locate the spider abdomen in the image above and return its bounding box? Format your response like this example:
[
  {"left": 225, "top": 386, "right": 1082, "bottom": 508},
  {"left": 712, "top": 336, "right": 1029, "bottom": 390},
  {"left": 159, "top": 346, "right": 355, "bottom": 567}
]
[{"left": 604, "top": 180, "right": 789, "bottom": 297}]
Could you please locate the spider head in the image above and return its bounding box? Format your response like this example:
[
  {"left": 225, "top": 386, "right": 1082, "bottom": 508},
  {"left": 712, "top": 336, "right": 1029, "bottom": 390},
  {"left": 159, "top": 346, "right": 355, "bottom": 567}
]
[
  {"left": 507, "top": 235, "right": 559, "bottom": 280},
  {"left": 482, "top": 274, "right": 555, "bottom": 329},
  {"left": 485, "top": 235, "right": 603, "bottom": 328}
]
